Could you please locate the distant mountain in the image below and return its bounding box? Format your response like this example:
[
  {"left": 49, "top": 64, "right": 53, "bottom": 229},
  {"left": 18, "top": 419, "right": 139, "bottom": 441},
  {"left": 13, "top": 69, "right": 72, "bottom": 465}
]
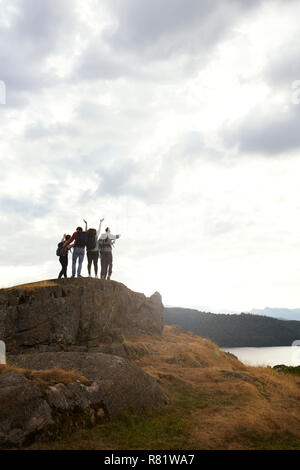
[
  {"left": 163, "top": 307, "right": 300, "bottom": 347},
  {"left": 250, "top": 308, "right": 300, "bottom": 321}
]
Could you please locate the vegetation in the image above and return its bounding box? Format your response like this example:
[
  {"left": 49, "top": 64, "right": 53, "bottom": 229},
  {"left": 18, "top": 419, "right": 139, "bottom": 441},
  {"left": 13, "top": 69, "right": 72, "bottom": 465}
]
[
  {"left": 3, "top": 280, "right": 58, "bottom": 292},
  {"left": 164, "top": 307, "right": 300, "bottom": 347},
  {"left": 273, "top": 365, "right": 300, "bottom": 376},
  {"left": 22, "top": 326, "right": 300, "bottom": 450},
  {"left": 0, "top": 364, "right": 91, "bottom": 388}
]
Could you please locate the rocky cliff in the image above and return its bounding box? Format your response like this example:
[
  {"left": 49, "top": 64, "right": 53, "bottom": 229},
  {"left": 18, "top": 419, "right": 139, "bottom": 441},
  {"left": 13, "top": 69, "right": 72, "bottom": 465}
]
[
  {"left": 0, "top": 278, "right": 163, "bottom": 354},
  {"left": 0, "top": 278, "right": 167, "bottom": 446}
]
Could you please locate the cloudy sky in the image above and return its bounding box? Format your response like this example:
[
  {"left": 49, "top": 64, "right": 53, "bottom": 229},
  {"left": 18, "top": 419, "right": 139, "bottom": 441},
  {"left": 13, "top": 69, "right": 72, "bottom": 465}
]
[{"left": 1, "top": 0, "right": 300, "bottom": 313}]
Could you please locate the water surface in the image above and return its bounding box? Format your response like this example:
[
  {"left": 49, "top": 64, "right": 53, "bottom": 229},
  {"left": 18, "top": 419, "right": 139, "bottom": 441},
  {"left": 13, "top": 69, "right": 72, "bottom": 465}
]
[{"left": 221, "top": 346, "right": 300, "bottom": 367}]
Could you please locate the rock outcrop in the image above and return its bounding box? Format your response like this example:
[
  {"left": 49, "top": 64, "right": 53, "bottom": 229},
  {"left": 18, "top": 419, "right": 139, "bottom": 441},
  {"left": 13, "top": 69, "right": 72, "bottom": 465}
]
[
  {"left": 1, "top": 352, "right": 168, "bottom": 446},
  {"left": 8, "top": 352, "right": 168, "bottom": 417},
  {"left": 0, "top": 278, "right": 163, "bottom": 354},
  {"left": 0, "top": 370, "right": 102, "bottom": 446},
  {"left": 0, "top": 279, "right": 167, "bottom": 446}
]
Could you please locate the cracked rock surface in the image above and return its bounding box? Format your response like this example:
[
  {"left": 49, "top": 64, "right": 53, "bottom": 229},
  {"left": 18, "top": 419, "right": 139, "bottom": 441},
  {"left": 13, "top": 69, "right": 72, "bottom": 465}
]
[
  {"left": 2, "top": 352, "right": 168, "bottom": 446},
  {"left": 0, "top": 278, "right": 163, "bottom": 353}
]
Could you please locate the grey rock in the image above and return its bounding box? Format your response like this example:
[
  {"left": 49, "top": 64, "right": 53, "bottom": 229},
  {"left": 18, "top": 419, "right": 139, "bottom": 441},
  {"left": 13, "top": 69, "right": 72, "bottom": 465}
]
[
  {"left": 1, "top": 351, "right": 168, "bottom": 446},
  {"left": 0, "top": 371, "right": 53, "bottom": 446},
  {"left": 0, "top": 280, "right": 168, "bottom": 446},
  {"left": 0, "top": 279, "right": 163, "bottom": 353},
  {"left": 9, "top": 351, "right": 169, "bottom": 418}
]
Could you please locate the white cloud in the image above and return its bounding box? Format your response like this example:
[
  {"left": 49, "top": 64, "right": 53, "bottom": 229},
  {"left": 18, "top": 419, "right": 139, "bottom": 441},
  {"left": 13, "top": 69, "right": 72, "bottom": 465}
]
[{"left": 1, "top": 0, "right": 300, "bottom": 313}]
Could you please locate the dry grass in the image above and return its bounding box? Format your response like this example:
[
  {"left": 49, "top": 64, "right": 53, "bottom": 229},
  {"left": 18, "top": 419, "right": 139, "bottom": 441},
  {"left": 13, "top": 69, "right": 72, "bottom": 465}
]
[
  {"left": 2, "top": 280, "right": 58, "bottom": 292},
  {"left": 122, "top": 325, "right": 300, "bottom": 449},
  {"left": 19, "top": 325, "right": 300, "bottom": 450},
  {"left": 0, "top": 363, "right": 91, "bottom": 388}
]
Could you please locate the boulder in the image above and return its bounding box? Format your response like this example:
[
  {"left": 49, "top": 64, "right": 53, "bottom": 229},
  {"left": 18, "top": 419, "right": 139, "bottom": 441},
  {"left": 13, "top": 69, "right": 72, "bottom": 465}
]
[
  {"left": 0, "top": 369, "right": 108, "bottom": 446},
  {"left": 0, "top": 371, "right": 53, "bottom": 446},
  {"left": 2, "top": 352, "right": 168, "bottom": 446},
  {"left": 8, "top": 351, "right": 168, "bottom": 418},
  {"left": 0, "top": 279, "right": 163, "bottom": 354}
]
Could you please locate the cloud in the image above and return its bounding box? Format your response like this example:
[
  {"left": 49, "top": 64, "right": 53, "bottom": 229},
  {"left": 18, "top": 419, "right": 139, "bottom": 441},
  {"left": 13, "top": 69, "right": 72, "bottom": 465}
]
[
  {"left": 0, "top": 197, "right": 49, "bottom": 217},
  {"left": 72, "top": 0, "right": 262, "bottom": 85},
  {"left": 103, "top": 0, "right": 261, "bottom": 58},
  {"left": 0, "top": 182, "right": 60, "bottom": 217},
  {"left": 72, "top": 42, "right": 132, "bottom": 81},
  {"left": 0, "top": 0, "right": 79, "bottom": 105},
  {"left": 24, "top": 121, "right": 78, "bottom": 139},
  {"left": 266, "top": 45, "right": 300, "bottom": 88},
  {"left": 3, "top": 0, "right": 300, "bottom": 313},
  {"left": 223, "top": 104, "right": 300, "bottom": 155},
  {"left": 181, "top": 132, "right": 224, "bottom": 161}
]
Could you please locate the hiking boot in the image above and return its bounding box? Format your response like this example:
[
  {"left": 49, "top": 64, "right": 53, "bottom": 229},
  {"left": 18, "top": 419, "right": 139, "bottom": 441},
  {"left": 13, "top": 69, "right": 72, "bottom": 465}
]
[
  {"left": 107, "top": 276, "right": 111, "bottom": 280},
  {"left": 101, "top": 275, "right": 105, "bottom": 279},
  {"left": 77, "top": 275, "right": 83, "bottom": 278}
]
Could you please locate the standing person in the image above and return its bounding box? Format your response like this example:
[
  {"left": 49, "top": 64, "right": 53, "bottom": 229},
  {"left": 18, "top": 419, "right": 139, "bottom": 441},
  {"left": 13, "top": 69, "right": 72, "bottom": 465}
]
[
  {"left": 99, "top": 227, "right": 121, "bottom": 280},
  {"left": 64, "top": 220, "right": 87, "bottom": 278},
  {"left": 86, "top": 218, "right": 104, "bottom": 278},
  {"left": 57, "top": 234, "right": 72, "bottom": 278}
]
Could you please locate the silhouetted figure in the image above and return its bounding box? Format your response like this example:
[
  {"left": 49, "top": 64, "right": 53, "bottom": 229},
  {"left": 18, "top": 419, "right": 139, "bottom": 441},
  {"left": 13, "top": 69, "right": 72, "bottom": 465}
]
[
  {"left": 85, "top": 218, "right": 104, "bottom": 278},
  {"left": 64, "top": 220, "right": 87, "bottom": 277},
  {"left": 57, "top": 234, "right": 72, "bottom": 278},
  {"left": 99, "top": 227, "right": 121, "bottom": 280}
]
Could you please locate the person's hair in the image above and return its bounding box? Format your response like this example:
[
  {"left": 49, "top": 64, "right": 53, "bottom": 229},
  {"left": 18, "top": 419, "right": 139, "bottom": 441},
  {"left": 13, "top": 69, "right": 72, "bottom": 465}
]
[
  {"left": 105, "top": 227, "right": 109, "bottom": 232},
  {"left": 65, "top": 234, "right": 71, "bottom": 240},
  {"left": 87, "top": 228, "right": 96, "bottom": 240},
  {"left": 76, "top": 227, "right": 83, "bottom": 232}
]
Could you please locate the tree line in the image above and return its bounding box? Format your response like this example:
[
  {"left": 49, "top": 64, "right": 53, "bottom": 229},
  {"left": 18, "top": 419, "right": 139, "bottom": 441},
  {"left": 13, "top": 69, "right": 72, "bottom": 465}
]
[{"left": 163, "top": 307, "right": 300, "bottom": 347}]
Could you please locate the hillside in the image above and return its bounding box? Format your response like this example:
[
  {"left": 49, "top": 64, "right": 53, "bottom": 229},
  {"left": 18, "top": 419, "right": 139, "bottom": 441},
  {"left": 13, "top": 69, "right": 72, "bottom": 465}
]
[
  {"left": 18, "top": 326, "right": 300, "bottom": 450},
  {"left": 164, "top": 307, "right": 300, "bottom": 347},
  {"left": 1, "top": 280, "right": 299, "bottom": 450}
]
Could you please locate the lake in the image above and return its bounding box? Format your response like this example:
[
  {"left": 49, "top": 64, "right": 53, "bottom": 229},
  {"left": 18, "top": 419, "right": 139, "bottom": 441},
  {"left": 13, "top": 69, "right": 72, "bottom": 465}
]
[{"left": 221, "top": 346, "right": 300, "bottom": 367}]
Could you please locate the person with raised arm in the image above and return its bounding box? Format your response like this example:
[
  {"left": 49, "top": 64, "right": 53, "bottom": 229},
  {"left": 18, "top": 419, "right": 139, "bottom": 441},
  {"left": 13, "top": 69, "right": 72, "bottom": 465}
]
[
  {"left": 99, "top": 226, "right": 121, "bottom": 280},
  {"left": 85, "top": 217, "right": 104, "bottom": 278},
  {"left": 57, "top": 233, "right": 73, "bottom": 278},
  {"left": 63, "top": 220, "right": 87, "bottom": 278}
]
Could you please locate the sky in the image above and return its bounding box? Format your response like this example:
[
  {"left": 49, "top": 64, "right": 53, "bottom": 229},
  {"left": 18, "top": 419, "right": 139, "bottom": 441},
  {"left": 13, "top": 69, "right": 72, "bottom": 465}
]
[{"left": 1, "top": 0, "right": 300, "bottom": 313}]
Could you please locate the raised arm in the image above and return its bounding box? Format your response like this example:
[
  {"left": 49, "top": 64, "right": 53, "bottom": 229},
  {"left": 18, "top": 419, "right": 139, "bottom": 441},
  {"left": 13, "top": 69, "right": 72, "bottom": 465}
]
[
  {"left": 96, "top": 218, "right": 104, "bottom": 239},
  {"left": 63, "top": 232, "right": 76, "bottom": 247},
  {"left": 61, "top": 233, "right": 66, "bottom": 243},
  {"left": 83, "top": 219, "right": 88, "bottom": 231}
]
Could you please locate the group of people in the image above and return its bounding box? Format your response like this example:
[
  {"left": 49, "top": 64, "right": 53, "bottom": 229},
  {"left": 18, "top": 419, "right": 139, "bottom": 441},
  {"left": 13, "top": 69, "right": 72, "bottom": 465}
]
[{"left": 57, "top": 218, "right": 121, "bottom": 280}]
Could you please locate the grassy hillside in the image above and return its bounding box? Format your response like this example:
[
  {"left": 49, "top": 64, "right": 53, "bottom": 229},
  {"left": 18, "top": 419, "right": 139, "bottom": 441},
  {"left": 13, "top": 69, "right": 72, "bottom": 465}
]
[
  {"left": 21, "top": 326, "right": 300, "bottom": 450},
  {"left": 164, "top": 307, "right": 300, "bottom": 347}
]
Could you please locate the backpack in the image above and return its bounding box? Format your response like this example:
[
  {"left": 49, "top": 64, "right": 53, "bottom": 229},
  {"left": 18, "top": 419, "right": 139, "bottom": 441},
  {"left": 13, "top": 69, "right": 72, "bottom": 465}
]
[
  {"left": 76, "top": 231, "right": 87, "bottom": 247},
  {"left": 56, "top": 242, "right": 66, "bottom": 257},
  {"left": 99, "top": 236, "right": 111, "bottom": 252}
]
